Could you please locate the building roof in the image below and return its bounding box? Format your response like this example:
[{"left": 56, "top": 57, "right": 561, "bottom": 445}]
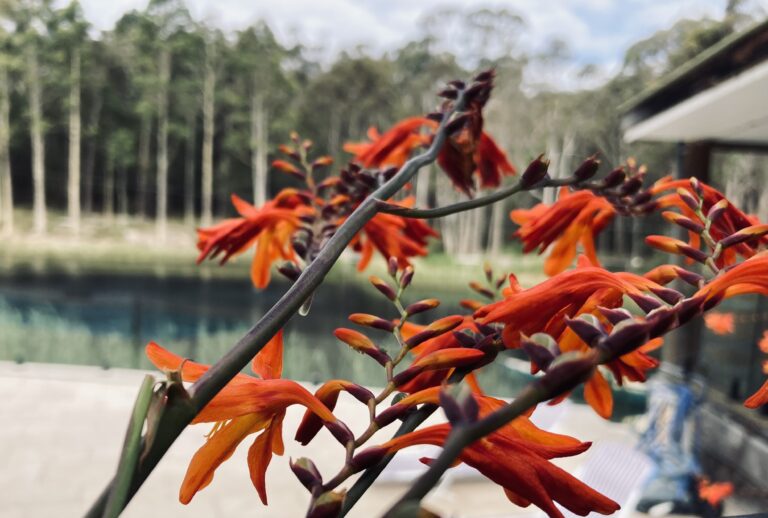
[{"left": 621, "top": 19, "right": 768, "bottom": 146}]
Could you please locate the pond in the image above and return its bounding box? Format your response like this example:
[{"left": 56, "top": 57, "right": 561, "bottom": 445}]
[{"left": 0, "top": 270, "right": 536, "bottom": 395}]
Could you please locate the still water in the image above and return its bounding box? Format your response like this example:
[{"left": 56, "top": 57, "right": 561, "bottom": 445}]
[{"left": 0, "top": 271, "right": 534, "bottom": 396}]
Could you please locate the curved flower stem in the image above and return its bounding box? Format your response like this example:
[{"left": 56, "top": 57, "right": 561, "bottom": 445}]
[
  {"left": 85, "top": 89, "right": 468, "bottom": 518},
  {"left": 377, "top": 177, "right": 580, "bottom": 219}
]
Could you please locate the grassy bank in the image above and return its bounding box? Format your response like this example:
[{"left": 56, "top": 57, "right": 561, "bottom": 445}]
[{"left": 1, "top": 209, "right": 547, "bottom": 290}]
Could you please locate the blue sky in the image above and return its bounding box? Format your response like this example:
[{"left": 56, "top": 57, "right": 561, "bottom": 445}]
[{"left": 75, "top": 0, "right": 768, "bottom": 86}]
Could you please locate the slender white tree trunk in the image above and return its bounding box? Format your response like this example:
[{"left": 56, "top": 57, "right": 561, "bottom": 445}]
[
  {"left": 251, "top": 91, "right": 267, "bottom": 206},
  {"left": 155, "top": 48, "right": 171, "bottom": 241},
  {"left": 488, "top": 197, "right": 505, "bottom": 257},
  {"left": 83, "top": 90, "right": 102, "bottom": 214},
  {"left": 0, "top": 65, "right": 13, "bottom": 236},
  {"left": 183, "top": 109, "right": 196, "bottom": 226},
  {"left": 27, "top": 45, "right": 46, "bottom": 235},
  {"left": 137, "top": 114, "right": 151, "bottom": 218},
  {"left": 103, "top": 153, "right": 114, "bottom": 220},
  {"left": 117, "top": 164, "right": 128, "bottom": 225},
  {"left": 67, "top": 48, "right": 81, "bottom": 234},
  {"left": 201, "top": 50, "right": 215, "bottom": 226}
]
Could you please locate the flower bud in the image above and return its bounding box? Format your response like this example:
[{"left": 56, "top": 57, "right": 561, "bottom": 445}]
[
  {"left": 706, "top": 199, "right": 728, "bottom": 223},
  {"left": 290, "top": 457, "right": 323, "bottom": 491},
  {"left": 601, "top": 167, "right": 626, "bottom": 188},
  {"left": 439, "top": 383, "right": 479, "bottom": 425},
  {"left": 521, "top": 154, "right": 550, "bottom": 188},
  {"left": 374, "top": 403, "right": 412, "bottom": 428},
  {"left": 619, "top": 175, "right": 643, "bottom": 196},
  {"left": 348, "top": 313, "right": 396, "bottom": 332},
  {"left": 426, "top": 111, "right": 444, "bottom": 123},
  {"left": 445, "top": 114, "right": 469, "bottom": 135},
  {"left": 405, "top": 299, "right": 440, "bottom": 316},
  {"left": 662, "top": 211, "right": 704, "bottom": 234},
  {"left": 521, "top": 333, "right": 558, "bottom": 371},
  {"left": 566, "top": 314, "right": 605, "bottom": 347},
  {"left": 573, "top": 155, "right": 600, "bottom": 181},
  {"left": 349, "top": 447, "right": 388, "bottom": 472},
  {"left": 650, "top": 286, "right": 684, "bottom": 305},
  {"left": 601, "top": 319, "right": 650, "bottom": 357},
  {"left": 598, "top": 306, "right": 633, "bottom": 325},
  {"left": 307, "top": 490, "right": 346, "bottom": 518},
  {"left": 324, "top": 420, "right": 354, "bottom": 446},
  {"left": 312, "top": 156, "right": 333, "bottom": 170},
  {"left": 719, "top": 224, "right": 768, "bottom": 248},
  {"left": 677, "top": 187, "right": 700, "bottom": 211},
  {"left": 483, "top": 261, "right": 494, "bottom": 282},
  {"left": 393, "top": 348, "right": 485, "bottom": 386},
  {"left": 460, "top": 299, "right": 483, "bottom": 311},
  {"left": 628, "top": 292, "right": 664, "bottom": 313},
  {"left": 277, "top": 261, "right": 302, "bottom": 281},
  {"left": 387, "top": 257, "right": 399, "bottom": 278},
  {"left": 278, "top": 144, "right": 300, "bottom": 160},
  {"left": 437, "top": 88, "right": 458, "bottom": 99},
  {"left": 537, "top": 351, "right": 595, "bottom": 395},
  {"left": 334, "top": 328, "right": 391, "bottom": 366},
  {"left": 400, "top": 266, "right": 415, "bottom": 289},
  {"left": 452, "top": 329, "right": 479, "bottom": 348},
  {"left": 469, "top": 281, "right": 495, "bottom": 300},
  {"left": 676, "top": 267, "right": 704, "bottom": 287},
  {"left": 369, "top": 276, "right": 397, "bottom": 301}
]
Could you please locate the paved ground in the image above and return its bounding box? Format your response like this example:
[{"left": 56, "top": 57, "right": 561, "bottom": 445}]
[{"left": 0, "top": 362, "right": 754, "bottom": 517}]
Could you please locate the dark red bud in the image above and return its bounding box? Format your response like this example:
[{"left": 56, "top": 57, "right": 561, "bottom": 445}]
[
  {"left": 650, "top": 286, "right": 684, "bottom": 305},
  {"left": 679, "top": 243, "right": 709, "bottom": 263},
  {"left": 566, "top": 315, "right": 606, "bottom": 347},
  {"left": 602, "top": 167, "right": 626, "bottom": 188},
  {"left": 400, "top": 266, "right": 415, "bottom": 289},
  {"left": 277, "top": 261, "right": 302, "bottom": 281},
  {"left": 369, "top": 276, "right": 397, "bottom": 301},
  {"left": 469, "top": 281, "right": 495, "bottom": 300},
  {"left": 307, "top": 491, "right": 345, "bottom": 518},
  {"left": 573, "top": 155, "right": 600, "bottom": 181},
  {"left": 598, "top": 306, "right": 633, "bottom": 325},
  {"left": 290, "top": 457, "right": 323, "bottom": 491},
  {"left": 349, "top": 446, "right": 389, "bottom": 472},
  {"left": 437, "top": 88, "right": 458, "bottom": 100},
  {"left": 405, "top": 299, "right": 440, "bottom": 316},
  {"left": 324, "top": 420, "right": 354, "bottom": 445},
  {"left": 601, "top": 319, "right": 650, "bottom": 357},
  {"left": 387, "top": 257, "right": 399, "bottom": 278},
  {"left": 521, "top": 154, "right": 550, "bottom": 188},
  {"left": 677, "top": 188, "right": 700, "bottom": 211},
  {"left": 521, "top": 336, "right": 556, "bottom": 371},
  {"left": 629, "top": 292, "right": 664, "bottom": 313},
  {"left": 374, "top": 403, "right": 411, "bottom": 428},
  {"left": 445, "top": 114, "right": 469, "bottom": 135}
]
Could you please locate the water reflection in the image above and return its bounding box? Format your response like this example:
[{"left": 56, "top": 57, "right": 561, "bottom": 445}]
[{"left": 0, "top": 272, "right": 532, "bottom": 396}]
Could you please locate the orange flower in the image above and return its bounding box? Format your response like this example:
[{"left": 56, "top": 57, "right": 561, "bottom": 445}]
[
  {"left": 704, "top": 312, "right": 735, "bottom": 335},
  {"left": 438, "top": 128, "right": 516, "bottom": 195},
  {"left": 745, "top": 379, "right": 768, "bottom": 408},
  {"left": 476, "top": 266, "right": 640, "bottom": 348},
  {"left": 372, "top": 419, "right": 619, "bottom": 518},
  {"left": 477, "top": 265, "right": 663, "bottom": 418},
  {"left": 652, "top": 177, "right": 766, "bottom": 266},
  {"left": 344, "top": 117, "right": 436, "bottom": 168},
  {"left": 146, "top": 334, "right": 345, "bottom": 505},
  {"left": 351, "top": 197, "right": 438, "bottom": 271},
  {"left": 344, "top": 114, "right": 515, "bottom": 195},
  {"left": 697, "top": 253, "right": 768, "bottom": 302},
  {"left": 196, "top": 190, "right": 307, "bottom": 288},
  {"left": 511, "top": 189, "right": 616, "bottom": 276}
]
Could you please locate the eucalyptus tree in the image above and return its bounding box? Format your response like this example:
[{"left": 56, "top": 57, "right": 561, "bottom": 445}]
[
  {"left": 199, "top": 26, "right": 223, "bottom": 227},
  {"left": 146, "top": 0, "right": 192, "bottom": 240},
  {"left": 54, "top": 1, "right": 88, "bottom": 234},
  {"left": 8, "top": 0, "right": 55, "bottom": 234},
  {"left": 113, "top": 10, "right": 159, "bottom": 219},
  {"left": 231, "top": 22, "right": 294, "bottom": 207},
  {"left": 0, "top": 22, "right": 14, "bottom": 236}
]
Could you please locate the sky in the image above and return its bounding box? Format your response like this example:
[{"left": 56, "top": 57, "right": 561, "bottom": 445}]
[{"left": 73, "top": 0, "right": 768, "bottom": 87}]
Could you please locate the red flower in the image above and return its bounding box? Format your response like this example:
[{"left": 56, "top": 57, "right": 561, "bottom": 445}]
[
  {"left": 344, "top": 117, "right": 436, "bottom": 168},
  {"left": 196, "top": 190, "right": 307, "bottom": 288},
  {"left": 511, "top": 189, "right": 616, "bottom": 276},
  {"left": 476, "top": 265, "right": 663, "bottom": 418},
  {"left": 652, "top": 177, "right": 766, "bottom": 266},
  {"left": 351, "top": 197, "right": 438, "bottom": 271},
  {"left": 146, "top": 334, "right": 344, "bottom": 505},
  {"left": 370, "top": 400, "right": 619, "bottom": 518},
  {"left": 344, "top": 114, "right": 515, "bottom": 196}
]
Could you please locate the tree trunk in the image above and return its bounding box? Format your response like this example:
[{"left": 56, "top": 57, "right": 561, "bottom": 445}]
[
  {"left": 137, "top": 114, "right": 151, "bottom": 218},
  {"left": 155, "top": 48, "right": 171, "bottom": 241},
  {"left": 0, "top": 65, "right": 12, "bottom": 236},
  {"left": 201, "top": 49, "right": 215, "bottom": 226},
  {"left": 488, "top": 197, "right": 505, "bottom": 256},
  {"left": 251, "top": 91, "right": 268, "bottom": 206},
  {"left": 117, "top": 164, "right": 128, "bottom": 225},
  {"left": 27, "top": 44, "right": 46, "bottom": 235},
  {"left": 82, "top": 88, "right": 103, "bottom": 215},
  {"left": 103, "top": 152, "right": 114, "bottom": 220},
  {"left": 183, "top": 109, "right": 197, "bottom": 226},
  {"left": 415, "top": 165, "right": 431, "bottom": 208},
  {"left": 67, "top": 48, "right": 81, "bottom": 234}
]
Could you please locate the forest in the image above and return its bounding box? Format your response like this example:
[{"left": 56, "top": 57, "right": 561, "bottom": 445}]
[{"left": 0, "top": 0, "right": 765, "bottom": 258}]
